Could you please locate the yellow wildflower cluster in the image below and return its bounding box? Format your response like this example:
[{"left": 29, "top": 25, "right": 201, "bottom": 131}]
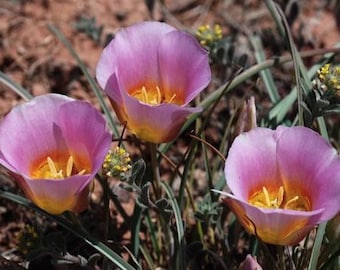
[
  {"left": 102, "top": 146, "right": 131, "bottom": 178},
  {"left": 196, "top": 24, "right": 223, "bottom": 47},
  {"left": 18, "top": 225, "right": 40, "bottom": 255},
  {"left": 315, "top": 63, "right": 340, "bottom": 93}
]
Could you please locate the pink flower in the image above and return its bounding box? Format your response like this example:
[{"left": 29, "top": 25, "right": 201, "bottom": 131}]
[
  {"left": 238, "top": 255, "right": 263, "bottom": 270},
  {"left": 96, "top": 21, "right": 211, "bottom": 143},
  {"left": 219, "top": 126, "right": 340, "bottom": 245},
  {"left": 0, "top": 94, "right": 111, "bottom": 214}
]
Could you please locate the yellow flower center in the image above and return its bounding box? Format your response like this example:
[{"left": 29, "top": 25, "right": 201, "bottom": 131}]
[
  {"left": 130, "top": 85, "right": 177, "bottom": 106},
  {"left": 30, "top": 154, "right": 88, "bottom": 179},
  {"left": 248, "top": 186, "right": 311, "bottom": 211}
]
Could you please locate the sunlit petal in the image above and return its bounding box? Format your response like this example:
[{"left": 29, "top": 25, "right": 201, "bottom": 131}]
[
  {"left": 0, "top": 94, "right": 111, "bottom": 214},
  {"left": 96, "top": 21, "right": 211, "bottom": 143},
  {"left": 222, "top": 126, "right": 340, "bottom": 245}
]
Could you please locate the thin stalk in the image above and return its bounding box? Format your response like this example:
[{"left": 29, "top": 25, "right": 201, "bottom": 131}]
[
  {"left": 162, "top": 182, "right": 186, "bottom": 270},
  {"left": 189, "top": 134, "right": 226, "bottom": 162},
  {"left": 159, "top": 151, "right": 205, "bottom": 244},
  {"left": 149, "top": 143, "right": 162, "bottom": 198},
  {"left": 250, "top": 34, "right": 280, "bottom": 103},
  {"left": 97, "top": 175, "right": 130, "bottom": 222},
  {"left": 0, "top": 191, "right": 137, "bottom": 270},
  {"left": 100, "top": 176, "right": 111, "bottom": 270},
  {"left": 102, "top": 178, "right": 110, "bottom": 245},
  {"left": 145, "top": 211, "right": 161, "bottom": 260},
  {"left": 0, "top": 71, "right": 33, "bottom": 101},
  {"left": 178, "top": 141, "right": 197, "bottom": 208},
  {"left": 277, "top": 245, "right": 286, "bottom": 270},
  {"left": 308, "top": 119, "right": 329, "bottom": 270},
  {"left": 148, "top": 143, "right": 173, "bottom": 265},
  {"left": 130, "top": 205, "right": 143, "bottom": 258},
  {"left": 273, "top": 3, "right": 305, "bottom": 126}
]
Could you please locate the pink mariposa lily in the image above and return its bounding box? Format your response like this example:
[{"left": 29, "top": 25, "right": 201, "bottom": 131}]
[
  {"left": 0, "top": 94, "right": 111, "bottom": 215},
  {"left": 218, "top": 126, "right": 340, "bottom": 245},
  {"left": 96, "top": 21, "right": 211, "bottom": 143}
]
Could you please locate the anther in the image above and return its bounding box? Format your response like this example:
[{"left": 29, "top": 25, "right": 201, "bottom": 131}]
[
  {"left": 156, "top": 86, "right": 162, "bottom": 104},
  {"left": 142, "top": 86, "right": 148, "bottom": 103},
  {"left": 277, "top": 186, "right": 284, "bottom": 207},
  {"left": 284, "top": 196, "right": 299, "bottom": 209},
  {"left": 66, "top": 156, "right": 73, "bottom": 177},
  {"left": 47, "top": 157, "right": 57, "bottom": 176},
  {"left": 262, "top": 186, "right": 271, "bottom": 207},
  {"left": 168, "top": 93, "right": 177, "bottom": 103}
]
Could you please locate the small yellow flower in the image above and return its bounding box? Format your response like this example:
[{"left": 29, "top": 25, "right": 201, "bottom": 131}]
[
  {"left": 18, "top": 225, "right": 40, "bottom": 255},
  {"left": 317, "top": 63, "right": 330, "bottom": 82},
  {"left": 102, "top": 147, "right": 131, "bottom": 178},
  {"left": 315, "top": 64, "right": 340, "bottom": 96},
  {"left": 196, "top": 24, "right": 223, "bottom": 47}
]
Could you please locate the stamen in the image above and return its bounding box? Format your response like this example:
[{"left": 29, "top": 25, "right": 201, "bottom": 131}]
[
  {"left": 249, "top": 184, "right": 310, "bottom": 212},
  {"left": 34, "top": 155, "right": 87, "bottom": 179},
  {"left": 66, "top": 156, "right": 74, "bottom": 177},
  {"left": 168, "top": 93, "right": 177, "bottom": 103},
  {"left": 271, "top": 198, "right": 279, "bottom": 208},
  {"left": 77, "top": 169, "right": 86, "bottom": 175},
  {"left": 47, "top": 157, "right": 58, "bottom": 177},
  {"left": 277, "top": 186, "right": 284, "bottom": 207},
  {"left": 47, "top": 157, "right": 63, "bottom": 178},
  {"left": 156, "top": 86, "right": 162, "bottom": 104},
  {"left": 262, "top": 186, "right": 271, "bottom": 207},
  {"left": 142, "top": 86, "right": 148, "bottom": 103},
  {"left": 284, "top": 196, "right": 299, "bottom": 209}
]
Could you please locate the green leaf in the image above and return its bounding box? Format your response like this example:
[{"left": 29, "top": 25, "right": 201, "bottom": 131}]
[
  {"left": 0, "top": 191, "right": 138, "bottom": 270},
  {"left": 161, "top": 181, "right": 186, "bottom": 270},
  {"left": 250, "top": 34, "right": 280, "bottom": 103},
  {"left": 0, "top": 71, "right": 33, "bottom": 101}
]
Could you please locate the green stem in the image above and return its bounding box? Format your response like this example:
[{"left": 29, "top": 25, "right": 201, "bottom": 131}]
[
  {"left": 0, "top": 191, "right": 137, "bottom": 270},
  {"left": 102, "top": 178, "right": 110, "bottom": 245},
  {"left": 277, "top": 245, "right": 286, "bottom": 270},
  {"left": 148, "top": 142, "right": 172, "bottom": 263},
  {"left": 0, "top": 71, "right": 33, "bottom": 101},
  {"left": 149, "top": 143, "right": 162, "bottom": 198},
  {"left": 97, "top": 174, "right": 130, "bottom": 221}
]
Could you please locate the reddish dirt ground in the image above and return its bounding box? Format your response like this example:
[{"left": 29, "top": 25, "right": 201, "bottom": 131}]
[{"left": 1, "top": 0, "right": 340, "bottom": 269}]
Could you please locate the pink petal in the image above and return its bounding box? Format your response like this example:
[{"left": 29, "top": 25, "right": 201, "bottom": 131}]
[
  {"left": 58, "top": 100, "right": 111, "bottom": 178},
  {"left": 0, "top": 94, "right": 111, "bottom": 214},
  {"left": 122, "top": 93, "right": 201, "bottom": 143},
  {"left": 276, "top": 126, "right": 340, "bottom": 221},
  {"left": 225, "top": 128, "right": 280, "bottom": 199},
  {"left": 157, "top": 30, "right": 211, "bottom": 104},
  {"left": 12, "top": 172, "right": 91, "bottom": 215},
  {"left": 96, "top": 22, "right": 175, "bottom": 92},
  {"left": 224, "top": 194, "right": 323, "bottom": 245},
  {"left": 238, "top": 255, "right": 263, "bottom": 270},
  {"left": 0, "top": 94, "right": 72, "bottom": 173}
]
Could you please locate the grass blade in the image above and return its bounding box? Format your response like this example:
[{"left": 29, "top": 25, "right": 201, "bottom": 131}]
[
  {"left": 0, "top": 71, "right": 33, "bottom": 101},
  {"left": 0, "top": 191, "right": 137, "bottom": 270},
  {"left": 161, "top": 181, "right": 186, "bottom": 270},
  {"left": 47, "top": 23, "right": 120, "bottom": 137},
  {"left": 250, "top": 34, "right": 280, "bottom": 103}
]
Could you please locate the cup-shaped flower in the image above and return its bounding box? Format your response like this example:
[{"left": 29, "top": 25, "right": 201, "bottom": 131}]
[
  {"left": 238, "top": 255, "right": 263, "bottom": 270},
  {"left": 96, "top": 21, "right": 211, "bottom": 143},
  {"left": 219, "top": 126, "right": 340, "bottom": 245},
  {"left": 0, "top": 94, "right": 111, "bottom": 215}
]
